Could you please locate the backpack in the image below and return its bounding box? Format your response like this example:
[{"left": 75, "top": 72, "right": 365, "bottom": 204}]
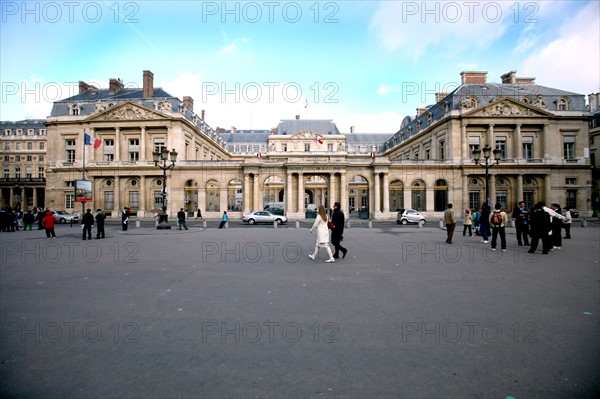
[{"left": 491, "top": 211, "right": 503, "bottom": 226}]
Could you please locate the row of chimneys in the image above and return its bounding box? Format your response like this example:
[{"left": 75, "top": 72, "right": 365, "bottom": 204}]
[{"left": 79, "top": 70, "right": 203, "bottom": 116}]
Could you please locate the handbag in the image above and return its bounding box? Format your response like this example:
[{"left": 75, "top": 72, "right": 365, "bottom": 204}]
[{"left": 327, "top": 219, "right": 335, "bottom": 230}]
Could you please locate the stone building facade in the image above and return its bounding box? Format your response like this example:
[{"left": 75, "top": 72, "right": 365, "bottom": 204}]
[{"left": 32, "top": 70, "right": 595, "bottom": 219}]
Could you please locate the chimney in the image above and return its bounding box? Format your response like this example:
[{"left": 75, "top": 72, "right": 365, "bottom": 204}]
[
  {"left": 460, "top": 71, "right": 488, "bottom": 84},
  {"left": 501, "top": 70, "right": 517, "bottom": 84},
  {"left": 231, "top": 126, "right": 237, "bottom": 134},
  {"left": 109, "top": 78, "right": 124, "bottom": 94},
  {"left": 201, "top": 109, "right": 205, "bottom": 120},
  {"left": 143, "top": 70, "right": 154, "bottom": 98},
  {"left": 295, "top": 114, "right": 300, "bottom": 120},
  {"left": 350, "top": 126, "right": 355, "bottom": 133},
  {"left": 416, "top": 108, "right": 428, "bottom": 116},
  {"left": 515, "top": 77, "right": 536, "bottom": 84},
  {"left": 435, "top": 92, "right": 448, "bottom": 103},
  {"left": 183, "top": 96, "right": 194, "bottom": 112},
  {"left": 79, "top": 81, "right": 96, "bottom": 94},
  {"left": 589, "top": 93, "right": 599, "bottom": 112}
]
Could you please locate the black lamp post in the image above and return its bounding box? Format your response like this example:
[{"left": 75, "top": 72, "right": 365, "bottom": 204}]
[
  {"left": 472, "top": 145, "right": 501, "bottom": 206},
  {"left": 152, "top": 147, "right": 178, "bottom": 229}
]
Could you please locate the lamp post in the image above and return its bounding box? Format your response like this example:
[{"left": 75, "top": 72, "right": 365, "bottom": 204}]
[
  {"left": 472, "top": 145, "right": 501, "bottom": 206},
  {"left": 152, "top": 147, "right": 178, "bottom": 229}
]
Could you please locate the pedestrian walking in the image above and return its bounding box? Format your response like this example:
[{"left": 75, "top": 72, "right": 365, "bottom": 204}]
[
  {"left": 308, "top": 205, "right": 335, "bottom": 263},
  {"left": 81, "top": 209, "right": 94, "bottom": 240},
  {"left": 177, "top": 208, "right": 189, "bottom": 230},
  {"left": 549, "top": 203, "right": 565, "bottom": 250},
  {"left": 490, "top": 203, "right": 507, "bottom": 251},
  {"left": 528, "top": 202, "right": 552, "bottom": 254},
  {"left": 479, "top": 203, "right": 491, "bottom": 244},
  {"left": 34, "top": 207, "right": 44, "bottom": 230},
  {"left": 23, "top": 210, "right": 34, "bottom": 231},
  {"left": 218, "top": 211, "right": 228, "bottom": 229},
  {"left": 330, "top": 202, "right": 347, "bottom": 259},
  {"left": 196, "top": 208, "right": 203, "bottom": 220},
  {"left": 462, "top": 208, "right": 472, "bottom": 237},
  {"left": 443, "top": 203, "right": 456, "bottom": 244},
  {"left": 121, "top": 207, "right": 129, "bottom": 231},
  {"left": 512, "top": 201, "right": 530, "bottom": 246},
  {"left": 41, "top": 209, "right": 56, "bottom": 238},
  {"left": 562, "top": 207, "right": 572, "bottom": 239},
  {"left": 95, "top": 209, "right": 106, "bottom": 239}
]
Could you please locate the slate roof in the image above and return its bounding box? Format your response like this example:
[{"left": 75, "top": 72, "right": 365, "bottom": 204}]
[
  {"left": 274, "top": 120, "right": 341, "bottom": 136},
  {"left": 0, "top": 119, "right": 46, "bottom": 129}
]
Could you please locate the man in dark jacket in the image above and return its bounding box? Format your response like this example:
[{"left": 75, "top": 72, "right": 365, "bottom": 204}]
[
  {"left": 177, "top": 208, "right": 188, "bottom": 230},
  {"left": 511, "top": 201, "right": 530, "bottom": 246},
  {"left": 95, "top": 209, "right": 106, "bottom": 239},
  {"left": 528, "top": 202, "right": 551, "bottom": 254},
  {"left": 331, "top": 202, "right": 347, "bottom": 259},
  {"left": 81, "top": 209, "right": 94, "bottom": 240}
]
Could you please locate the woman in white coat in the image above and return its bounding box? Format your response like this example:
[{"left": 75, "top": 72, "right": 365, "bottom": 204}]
[{"left": 309, "top": 205, "right": 335, "bottom": 263}]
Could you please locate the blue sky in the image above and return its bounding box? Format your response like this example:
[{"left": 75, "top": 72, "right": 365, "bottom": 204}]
[{"left": 1, "top": 1, "right": 598, "bottom": 133}]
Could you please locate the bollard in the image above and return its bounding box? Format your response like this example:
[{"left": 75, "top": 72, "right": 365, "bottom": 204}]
[
  {"left": 296, "top": 220, "right": 300, "bottom": 228},
  {"left": 582, "top": 219, "right": 588, "bottom": 227},
  {"left": 136, "top": 220, "right": 140, "bottom": 228},
  {"left": 203, "top": 220, "right": 207, "bottom": 229},
  {"left": 418, "top": 220, "right": 423, "bottom": 229},
  {"left": 225, "top": 221, "right": 229, "bottom": 229},
  {"left": 508, "top": 219, "right": 515, "bottom": 228},
  {"left": 368, "top": 220, "right": 373, "bottom": 229},
  {"left": 155, "top": 220, "right": 159, "bottom": 227},
  {"left": 439, "top": 219, "right": 445, "bottom": 229},
  {"left": 274, "top": 220, "right": 277, "bottom": 228},
  {"left": 346, "top": 219, "right": 350, "bottom": 228}
]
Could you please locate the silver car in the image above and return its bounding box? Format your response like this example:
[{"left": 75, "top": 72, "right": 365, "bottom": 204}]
[
  {"left": 242, "top": 210, "right": 288, "bottom": 225},
  {"left": 52, "top": 210, "right": 80, "bottom": 224},
  {"left": 396, "top": 209, "right": 426, "bottom": 225}
]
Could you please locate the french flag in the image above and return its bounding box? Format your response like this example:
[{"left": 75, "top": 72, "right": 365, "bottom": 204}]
[
  {"left": 84, "top": 131, "right": 101, "bottom": 149},
  {"left": 317, "top": 137, "right": 323, "bottom": 145}
]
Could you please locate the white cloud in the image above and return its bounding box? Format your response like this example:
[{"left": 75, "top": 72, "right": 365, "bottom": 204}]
[
  {"left": 519, "top": 1, "right": 600, "bottom": 94},
  {"left": 377, "top": 84, "right": 393, "bottom": 95},
  {"left": 369, "top": 1, "right": 514, "bottom": 59}
]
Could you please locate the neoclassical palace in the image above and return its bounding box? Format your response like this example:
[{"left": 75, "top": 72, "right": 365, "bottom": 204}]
[{"left": 2, "top": 70, "right": 594, "bottom": 219}]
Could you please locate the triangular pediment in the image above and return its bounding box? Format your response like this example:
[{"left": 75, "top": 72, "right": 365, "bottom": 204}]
[
  {"left": 86, "top": 101, "right": 169, "bottom": 122},
  {"left": 465, "top": 97, "right": 553, "bottom": 118}
]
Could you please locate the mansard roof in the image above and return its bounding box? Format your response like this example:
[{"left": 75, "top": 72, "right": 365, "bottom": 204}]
[
  {"left": 0, "top": 119, "right": 46, "bottom": 129},
  {"left": 274, "top": 119, "right": 341, "bottom": 136}
]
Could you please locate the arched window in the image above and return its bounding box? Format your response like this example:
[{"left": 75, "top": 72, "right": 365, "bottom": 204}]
[
  {"left": 434, "top": 179, "right": 448, "bottom": 211},
  {"left": 411, "top": 180, "right": 426, "bottom": 211}
]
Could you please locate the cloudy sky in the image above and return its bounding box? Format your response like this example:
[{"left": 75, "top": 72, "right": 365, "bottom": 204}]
[{"left": 1, "top": 1, "right": 598, "bottom": 133}]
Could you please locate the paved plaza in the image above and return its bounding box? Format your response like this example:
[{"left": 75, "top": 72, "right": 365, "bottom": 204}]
[{"left": 0, "top": 220, "right": 599, "bottom": 398}]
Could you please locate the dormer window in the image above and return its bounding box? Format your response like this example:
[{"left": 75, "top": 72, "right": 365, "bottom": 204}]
[
  {"left": 556, "top": 97, "right": 569, "bottom": 111},
  {"left": 426, "top": 113, "right": 433, "bottom": 124},
  {"left": 69, "top": 103, "right": 81, "bottom": 116}
]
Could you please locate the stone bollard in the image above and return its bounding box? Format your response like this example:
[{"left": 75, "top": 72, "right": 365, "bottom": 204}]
[
  {"left": 203, "top": 220, "right": 207, "bottom": 229},
  {"left": 225, "top": 221, "right": 229, "bottom": 229},
  {"left": 508, "top": 219, "right": 515, "bottom": 228},
  {"left": 136, "top": 220, "right": 140, "bottom": 228},
  {"left": 582, "top": 219, "right": 588, "bottom": 227},
  {"left": 439, "top": 219, "right": 445, "bottom": 229},
  {"left": 346, "top": 219, "right": 351, "bottom": 228},
  {"left": 296, "top": 220, "right": 300, "bottom": 228},
  {"left": 274, "top": 220, "right": 278, "bottom": 228},
  {"left": 368, "top": 220, "right": 373, "bottom": 229},
  {"left": 418, "top": 220, "right": 424, "bottom": 229}
]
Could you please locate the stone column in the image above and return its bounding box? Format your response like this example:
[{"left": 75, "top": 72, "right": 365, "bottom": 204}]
[
  {"left": 297, "top": 172, "right": 304, "bottom": 212},
  {"left": 253, "top": 174, "right": 260, "bottom": 211},
  {"left": 33, "top": 187, "right": 38, "bottom": 208},
  {"left": 514, "top": 124, "right": 522, "bottom": 159},
  {"left": 543, "top": 124, "right": 550, "bottom": 159},
  {"left": 114, "top": 176, "right": 121, "bottom": 213},
  {"left": 461, "top": 122, "right": 468, "bottom": 161},
  {"left": 140, "top": 126, "right": 146, "bottom": 161},
  {"left": 286, "top": 172, "right": 293, "bottom": 213},
  {"left": 462, "top": 175, "right": 469, "bottom": 211},
  {"left": 243, "top": 173, "right": 251, "bottom": 213},
  {"left": 115, "top": 127, "right": 121, "bottom": 161},
  {"left": 544, "top": 174, "right": 551, "bottom": 202},
  {"left": 406, "top": 186, "right": 413, "bottom": 209},
  {"left": 340, "top": 172, "right": 348, "bottom": 215},
  {"left": 373, "top": 172, "right": 380, "bottom": 214},
  {"left": 220, "top": 186, "right": 227, "bottom": 213},
  {"left": 486, "top": 124, "right": 494, "bottom": 147},
  {"left": 489, "top": 174, "right": 496, "bottom": 205},
  {"left": 425, "top": 184, "right": 434, "bottom": 212},
  {"left": 382, "top": 172, "right": 390, "bottom": 213},
  {"left": 516, "top": 174, "right": 523, "bottom": 204},
  {"left": 329, "top": 173, "right": 336, "bottom": 208},
  {"left": 139, "top": 175, "right": 146, "bottom": 216}
]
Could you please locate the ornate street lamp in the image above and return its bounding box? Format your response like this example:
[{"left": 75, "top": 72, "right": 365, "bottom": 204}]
[
  {"left": 152, "top": 148, "right": 178, "bottom": 229},
  {"left": 472, "top": 145, "right": 501, "bottom": 206}
]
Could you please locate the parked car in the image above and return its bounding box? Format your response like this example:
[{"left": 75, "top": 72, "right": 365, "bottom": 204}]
[
  {"left": 266, "top": 207, "right": 285, "bottom": 216},
  {"left": 396, "top": 209, "right": 426, "bottom": 225},
  {"left": 52, "top": 210, "right": 80, "bottom": 224},
  {"left": 242, "top": 210, "right": 288, "bottom": 225}
]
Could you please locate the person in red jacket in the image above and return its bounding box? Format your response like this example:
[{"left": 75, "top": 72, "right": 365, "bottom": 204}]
[{"left": 41, "top": 209, "right": 56, "bottom": 238}]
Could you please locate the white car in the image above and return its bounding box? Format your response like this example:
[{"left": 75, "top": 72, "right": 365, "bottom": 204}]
[
  {"left": 52, "top": 210, "right": 80, "bottom": 224},
  {"left": 396, "top": 209, "right": 426, "bottom": 225},
  {"left": 242, "top": 210, "right": 288, "bottom": 225}
]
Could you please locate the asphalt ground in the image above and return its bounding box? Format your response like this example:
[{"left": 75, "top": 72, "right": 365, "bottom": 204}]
[{"left": 0, "top": 221, "right": 599, "bottom": 398}]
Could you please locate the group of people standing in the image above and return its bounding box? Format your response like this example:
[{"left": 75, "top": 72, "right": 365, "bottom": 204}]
[
  {"left": 308, "top": 203, "right": 348, "bottom": 263},
  {"left": 81, "top": 209, "right": 107, "bottom": 239},
  {"left": 445, "top": 200, "right": 572, "bottom": 254}
]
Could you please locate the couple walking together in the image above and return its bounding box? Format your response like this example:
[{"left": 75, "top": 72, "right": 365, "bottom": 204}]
[{"left": 309, "top": 203, "right": 347, "bottom": 263}]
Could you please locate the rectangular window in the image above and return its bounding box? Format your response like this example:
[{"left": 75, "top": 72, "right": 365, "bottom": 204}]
[
  {"left": 15, "top": 166, "right": 21, "bottom": 178},
  {"left": 563, "top": 136, "right": 575, "bottom": 160},
  {"left": 153, "top": 138, "right": 165, "bottom": 154},
  {"left": 104, "top": 139, "right": 115, "bottom": 161},
  {"left": 15, "top": 155, "right": 20, "bottom": 162},
  {"left": 39, "top": 155, "right": 44, "bottom": 162},
  {"left": 425, "top": 147, "right": 430, "bottom": 160},
  {"left": 129, "top": 191, "right": 139, "bottom": 209},
  {"left": 438, "top": 139, "right": 445, "bottom": 160},
  {"left": 523, "top": 136, "right": 533, "bottom": 160},
  {"left": 38, "top": 167, "right": 44, "bottom": 178},
  {"left": 154, "top": 191, "right": 164, "bottom": 207},
  {"left": 495, "top": 190, "right": 507, "bottom": 210},
  {"left": 327, "top": 143, "right": 333, "bottom": 152},
  {"left": 26, "top": 167, "right": 32, "bottom": 178},
  {"left": 129, "top": 138, "right": 139, "bottom": 161},
  {"left": 15, "top": 142, "right": 21, "bottom": 150},
  {"left": 523, "top": 191, "right": 534, "bottom": 210},
  {"left": 26, "top": 155, "right": 32, "bottom": 162},
  {"left": 566, "top": 189, "right": 577, "bottom": 209},
  {"left": 66, "top": 181, "right": 75, "bottom": 187},
  {"left": 282, "top": 143, "right": 287, "bottom": 152},
  {"left": 495, "top": 136, "right": 507, "bottom": 159},
  {"left": 104, "top": 154, "right": 114, "bottom": 161},
  {"left": 104, "top": 191, "right": 114, "bottom": 210},
  {"left": 3, "top": 167, "right": 9, "bottom": 178},
  {"left": 469, "top": 191, "right": 480, "bottom": 212},
  {"left": 39, "top": 142, "right": 45, "bottom": 150},
  {"left": 565, "top": 178, "right": 576, "bottom": 185},
  {"left": 27, "top": 142, "right": 33, "bottom": 150},
  {"left": 129, "top": 151, "right": 139, "bottom": 161},
  {"left": 65, "top": 193, "right": 74, "bottom": 209},
  {"left": 304, "top": 143, "right": 310, "bottom": 152},
  {"left": 3, "top": 142, "right": 9, "bottom": 150},
  {"left": 66, "top": 139, "right": 76, "bottom": 162}
]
